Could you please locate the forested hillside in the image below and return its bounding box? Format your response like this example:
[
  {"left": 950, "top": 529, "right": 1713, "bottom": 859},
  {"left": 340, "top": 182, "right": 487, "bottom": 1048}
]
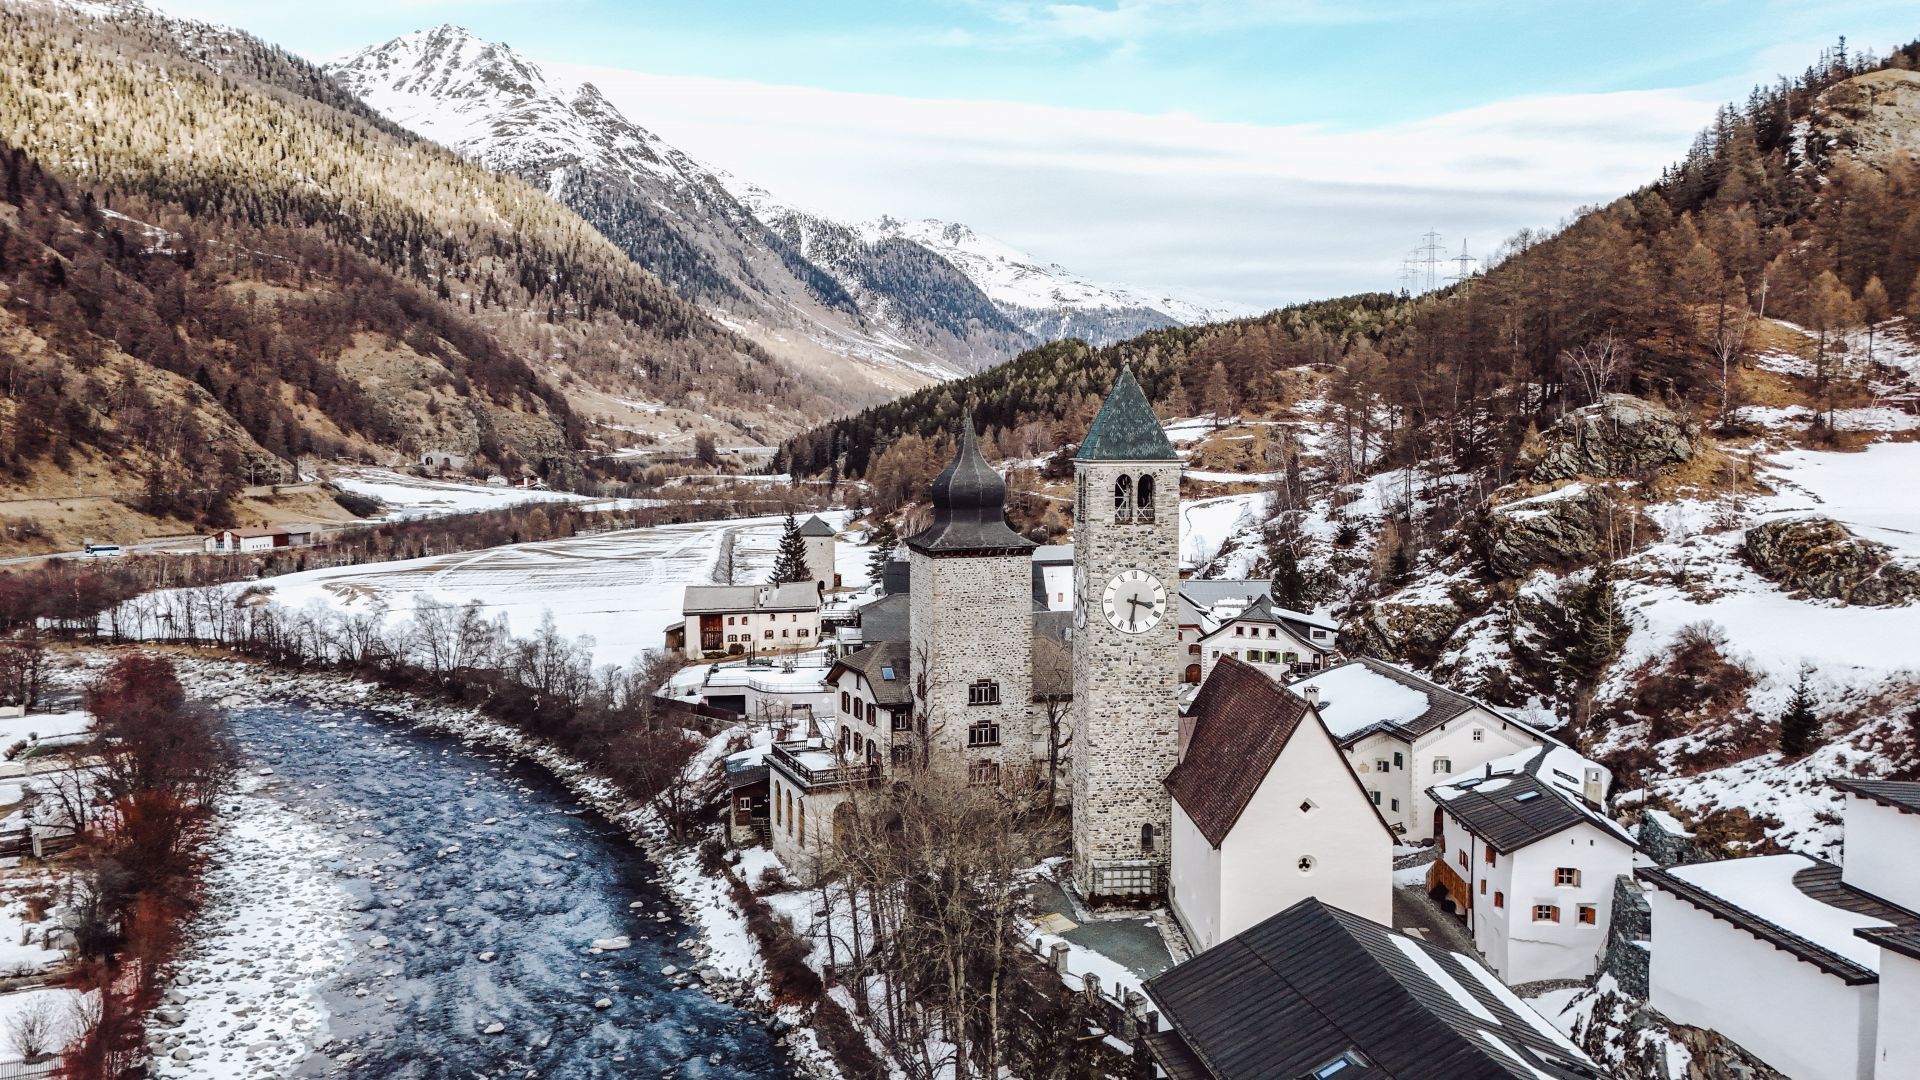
[
  {"left": 787, "top": 39, "right": 1920, "bottom": 492},
  {"left": 0, "top": 0, "right": 837, "bottom": 493}
]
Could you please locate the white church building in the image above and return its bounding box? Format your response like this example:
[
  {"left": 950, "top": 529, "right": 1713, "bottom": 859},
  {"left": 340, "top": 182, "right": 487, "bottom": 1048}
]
[{"left": 1166, "top": 656, "right": 1392, "bottom": 951}]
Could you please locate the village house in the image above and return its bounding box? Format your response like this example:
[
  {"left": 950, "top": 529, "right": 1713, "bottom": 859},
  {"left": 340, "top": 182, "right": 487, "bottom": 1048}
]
[
  {"left": 1170, "top": 579, "right": 1337, "bottom": 686},
  {"left": 1426, "top": 746, "right": 1637, "bottom": 985},
  {"left": 670, "top": 582, "right": 822, "bottom": 660},
  {"left": 203, "top": 524, "right": 319, "bottom": 553},
  {"left": 1141, "top": 897, "right": 1606, "bottom": 1079},
  {"left": 1638, "top": 779, "right": 1920, "bottom": 1080},
  {"left": 1165, "top": 657, "right": 1392, "bottom": 951},
  {"left": 1289, "top": 657, "right": 1552, "bottom": 837}
]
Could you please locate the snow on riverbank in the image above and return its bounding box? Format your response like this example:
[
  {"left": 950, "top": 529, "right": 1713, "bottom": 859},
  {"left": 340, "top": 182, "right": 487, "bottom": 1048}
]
[
  {"left": 169, "top": 658, "right": 840, "bottom": 1078},
  {"left": 147, "top": 777, "right": 356, "bottom": 1078}
]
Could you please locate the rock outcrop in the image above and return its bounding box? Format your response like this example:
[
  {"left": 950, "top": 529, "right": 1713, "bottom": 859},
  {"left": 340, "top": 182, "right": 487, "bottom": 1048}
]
[
  {"left": 1479, "top": 483, "right": 1655, "bottom": 580},
  {"left": 1344, "top": 598, "right": 1466, "bottom": 664},
  {"left": 1520, "top": 394, "right": 1696, "bottom": 484},
  {"left": 1741, "top": 517, "right": 1920, "bottom": 605}
]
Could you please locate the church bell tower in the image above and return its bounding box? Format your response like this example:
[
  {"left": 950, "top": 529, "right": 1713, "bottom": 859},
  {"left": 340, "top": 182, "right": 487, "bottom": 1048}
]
[{"left": 1070, "top": 368, "right": 1182, "bottom": 902}]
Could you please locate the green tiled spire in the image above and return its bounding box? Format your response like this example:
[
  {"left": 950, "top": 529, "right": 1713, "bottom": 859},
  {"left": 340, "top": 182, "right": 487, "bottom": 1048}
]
[{"left": 1077, "top": 366, "right": 1177, "bottom": 461}]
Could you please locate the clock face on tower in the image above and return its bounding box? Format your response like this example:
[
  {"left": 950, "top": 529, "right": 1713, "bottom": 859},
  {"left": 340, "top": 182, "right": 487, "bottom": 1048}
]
[{"left": 1101, "top": 569, "right": 1168, "bottom": 634}]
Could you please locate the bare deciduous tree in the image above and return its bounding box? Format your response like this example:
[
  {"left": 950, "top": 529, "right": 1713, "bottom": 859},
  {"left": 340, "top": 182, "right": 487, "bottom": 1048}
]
[{"left": 1561, "top": 328, "right": 1629, "bottom": 405}]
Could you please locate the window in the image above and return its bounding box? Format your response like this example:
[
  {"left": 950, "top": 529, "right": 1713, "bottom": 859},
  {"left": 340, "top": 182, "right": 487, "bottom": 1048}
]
[
  {"left": 1266, "top": 627, "right": 1277, "bottom": 638},
  {"left": 840, "top": 691, "right": 851, "bottom": 713},
  {"left": 1375, "top": 759, "right": 1390, "bottom": 773},
  {"left": 892, "top": 711, "right": 912, "bottom": 732},
  {"left": 1555, "top": 867, "right": 1581, "bottom": 887},
  {"left": 1390, "top": 798, "right": 1400, "bottom": 812},
  {"left": 1393, "top": 752, "right": 1404, "bottom": 769},
  {"left": 1578, "top": 904, "right": 1598, "bottom": 925},
  {"left": 1479, "top": 879, "right": 1487, "bottom": 895},
  {"left": 772, "top": 783, "right": 781, "bottom": 827},
  {"left": 1370, "top": 791, "right": 1382, "bottom": 806},
  {"left": 968, "top": 680, "right": 1001, "bottom": 706},
  {"left": 1310, "top": 1051, "right": 1368, "bottom": 1078},
  {"left": 1299, "top": 799, "right": 1317, "bottom": 814},
  {"left": 798, "top": 802, "right": 806, "bottom": 845},
  {"left": 1188, "top": 643, "right": 1201, "bottom": 655},
  {"left": 797, "top": 628, "right": 809, "bottom": 638},
  {"left": 1472, "top": 728, "right": 1485, "bottom": 742},
  {"left": 968, "top": 760, "right": 1000, "bottom": 786},
  {"left": 1113, "top": 475, "right": 1134, "bottom": 522},
  {"left": 727, "top": 634, "right": 737, "bottom": 643},
  {"left": 1312, "top": 629, "right": 1329, "bottom": 641},
  {"left": 1493, "top": 891, "right": 1504, "bottom": 908},
  {"left": 854, "top": 734, "right": 865, "bottom": 756},
  {"left": 1484, "top": 846, "right": 1496, "bottom": 866},
  {"left": 1283, "top": 651, "right": 1299, "bottom": 665},
  {"left": 764, "top": 630, "right": 774, "bottom": 640},
  {"left": 891, "top": 745, "right": 913, "bottom": 766},
  {"left": 1433, "top": 757, "right": 1452, "bottom": 774},
  {"left": 967, "top": 722, "right": 1002, "bottom": 748},
  {"left": 1533, "top": 904, "right": 1560, "bottom": 923},
  {"left": 1296, "top": 855, "right": 1316, "bottom": 874},
  {"left": 781, "top": 629, "right": 789, "bottom": 638},
  {"left": 1235, "top": 626, "right": 1244, "bottom": 636},
  {"left": 1135, "top": 474, "right": 1156, "bottom": 522},
  {"left": 727, "top": 616, "right": 735, "bottom": 626},
  {"left": 1457, "top": 850, "right": 1467, "bottom": 870},
  {"left": 1141, "top": 823, "right": 1156, "bottom": 852}
]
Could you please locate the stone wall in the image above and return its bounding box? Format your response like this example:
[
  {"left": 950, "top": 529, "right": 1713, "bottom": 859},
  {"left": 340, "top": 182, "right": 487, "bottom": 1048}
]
[
  {"left": 1601, "top": 873, "right": 1652, "bottom": 1001},
  {"left": 909, "top": 548, "right": 1034, "bottom": 783},
  {"left": 1070, "top": 459, "right": 1183, "bottom": 900}
]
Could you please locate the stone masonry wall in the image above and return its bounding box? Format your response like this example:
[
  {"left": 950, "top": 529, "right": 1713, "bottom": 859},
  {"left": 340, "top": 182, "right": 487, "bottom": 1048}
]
[
  {"left": 1071, "top": 460, "right": 1183, "bottom": 900},
  {"left": 909, "top": 548, "right": 1034, "bottom": 784}
]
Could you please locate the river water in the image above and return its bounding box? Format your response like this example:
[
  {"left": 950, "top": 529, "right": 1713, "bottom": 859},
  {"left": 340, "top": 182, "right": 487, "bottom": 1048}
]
[{"left": 210, "top": 697, "right": 797, "bottom": 1079}]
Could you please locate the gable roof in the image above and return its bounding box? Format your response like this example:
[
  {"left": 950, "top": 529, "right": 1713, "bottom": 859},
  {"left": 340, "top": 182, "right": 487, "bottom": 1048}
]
[
  {"left": 1166, "top": 657, "right": 1388, "bottom": 847},
  {"left": 1639, "top": 854, "right": 1920, "bottom": 985},
  {"left": 830, "top": 641, "right": 911, "bottom": 705},
  {"left": 682, "top": 582, "right": 820, "bottom": 615},
  {"left": 797, "top": 515, "right": 837, "bottom": 538},
  {"left": 1077, "top": 367, "right": 1177, "bottom": 461},
  {"left": 856, "top": 592, "right": 910, "bottom": 643},
  {"left": 1428, "top": 761, "right": 1637, "bottom": 855},
  {"left": 1143, "top": 898, "right": 1603, "bottom": 1080},
  {"left": 1292, "top": 657, "right": 1533, "bottom": 747},
  {"left": 1831, "top": 777, "right": 1920, "bottom": 815}
]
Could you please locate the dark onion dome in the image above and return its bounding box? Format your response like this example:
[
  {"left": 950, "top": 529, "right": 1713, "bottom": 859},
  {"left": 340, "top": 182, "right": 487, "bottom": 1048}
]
[
  {"left": 906, "top": 419, "right": 1035, "bottom": 556},
  {"left": 1077, "top": 365, "right": 1177, "bottom": 461}
]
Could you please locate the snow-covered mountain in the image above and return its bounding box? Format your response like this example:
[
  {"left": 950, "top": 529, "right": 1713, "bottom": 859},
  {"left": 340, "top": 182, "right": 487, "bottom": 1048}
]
[
  {"left": 862, "top": 216, "right": 1247, "bottom": 344},
  {"left": 327, "top": 26, "right": 1237, "bottom": 385}
]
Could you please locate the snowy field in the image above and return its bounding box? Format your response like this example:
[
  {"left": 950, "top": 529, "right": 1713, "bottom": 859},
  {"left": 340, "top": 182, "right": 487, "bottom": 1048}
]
[
  {"left": 329, "top": 469, "right": 595, "bottom": 520},
  {"left": 155, "top": 513, "right": 860, "bottom": 668}
]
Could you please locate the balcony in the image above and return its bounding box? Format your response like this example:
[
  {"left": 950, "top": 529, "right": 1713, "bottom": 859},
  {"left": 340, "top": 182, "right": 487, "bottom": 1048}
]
[{"left": 769, "top": 739, "right": 879, "bottom": 790}]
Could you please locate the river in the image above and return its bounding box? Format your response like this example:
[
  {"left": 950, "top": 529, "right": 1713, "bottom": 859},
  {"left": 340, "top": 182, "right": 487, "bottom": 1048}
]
[{"left": 161, "top": 694, "right": 798, "bottom": 1079}]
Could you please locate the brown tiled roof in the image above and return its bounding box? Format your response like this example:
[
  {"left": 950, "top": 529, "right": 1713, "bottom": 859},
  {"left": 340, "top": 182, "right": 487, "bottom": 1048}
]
[
  {"left": 1166, "top": 657, "right": 1388, "bottom": 847},
  {"left": 830, "top": 642, "right": 912, "bottom": 706}
]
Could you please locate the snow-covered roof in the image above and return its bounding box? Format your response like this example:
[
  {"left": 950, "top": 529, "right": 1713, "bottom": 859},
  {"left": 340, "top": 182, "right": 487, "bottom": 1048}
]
[
  {"left": 1290, "top": 660, "right": 1435, "bottom": 739},
  {"left": 1642, "top": 851, "right": 1920, "bottom": 985}
]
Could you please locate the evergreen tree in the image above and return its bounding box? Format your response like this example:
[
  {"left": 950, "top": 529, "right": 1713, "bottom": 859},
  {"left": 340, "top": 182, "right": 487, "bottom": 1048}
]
[
  {"left": 1563, "top": 563, "right": 1629, "bottom": 690},
  {"left": 866, "top": 519, "right": 899, "bottom": 581},
  {"left": 1778, "top": 667, "right": 1821, "bottom": 757},
  {"left": 1268, "top": 535, "right": 1311, "bottom": 611},
  {"left": 768, "top": 513, "right": 811, "bottom": 585}
]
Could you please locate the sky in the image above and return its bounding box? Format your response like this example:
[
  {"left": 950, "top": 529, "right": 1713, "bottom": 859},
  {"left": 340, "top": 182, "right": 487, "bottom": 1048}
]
[{"left": 147, "top": 0, "right": 1918, "bottom": 311}]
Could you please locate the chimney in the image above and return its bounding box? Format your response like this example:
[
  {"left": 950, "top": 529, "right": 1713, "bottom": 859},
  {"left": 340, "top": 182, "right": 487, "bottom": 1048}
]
[
  {"left": 1303, "top": 685, "right": 1320, "bottom": 707},
  {"left": 1049, "top": 941, "right": 1069, "bottom": 974}
]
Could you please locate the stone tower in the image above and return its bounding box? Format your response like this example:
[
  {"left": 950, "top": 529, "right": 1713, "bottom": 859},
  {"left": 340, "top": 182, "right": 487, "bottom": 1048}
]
[
  {"left": 1070, "top": 367, "right": 1182, "bottom": 901},
  {"left": 797, "top": 515, "right": 838, "bottom": 591},
  {"left": 905, "top": 419, "right": 1035, "bottom": 783}
]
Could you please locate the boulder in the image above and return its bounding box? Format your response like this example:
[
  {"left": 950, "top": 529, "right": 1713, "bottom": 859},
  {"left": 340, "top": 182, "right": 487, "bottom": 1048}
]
[
  {"left": 1478, "top": 483, "right": 1653, "bottom": 580},
  {"left": 1520, "top": 394, "right": 1695, "bottom": 483},
  {"left": 590, "top": 935, "right": 631, "bottom": 952},
  {"left": 1741, "top": 517, "right": 1920, "bottom": 605},
  {"left": 1343, "top": 599, "right": 1466, "bottom": 664}
]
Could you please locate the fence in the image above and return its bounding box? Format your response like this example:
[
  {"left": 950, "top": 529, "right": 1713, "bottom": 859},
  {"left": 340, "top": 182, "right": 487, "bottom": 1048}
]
[{"left": 0, "top": 1060, "right": 60, "bottom": 1078}]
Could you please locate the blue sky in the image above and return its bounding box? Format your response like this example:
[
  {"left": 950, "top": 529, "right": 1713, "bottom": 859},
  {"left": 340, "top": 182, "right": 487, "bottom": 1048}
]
[{"left": 151, "top": 0, "right": 1920, "bottom": 307}]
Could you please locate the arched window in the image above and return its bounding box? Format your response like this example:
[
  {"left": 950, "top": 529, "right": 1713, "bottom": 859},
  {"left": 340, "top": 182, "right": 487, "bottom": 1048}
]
[
  {"left": 1135, "top": 474, "right": 1156, "bottom": 522},
  {"left": 1140, "top": 822, "right": 1156, "bottom": 852},
  {"left": 1112, "top": 474, "right": 1134, "bottom": 522}
]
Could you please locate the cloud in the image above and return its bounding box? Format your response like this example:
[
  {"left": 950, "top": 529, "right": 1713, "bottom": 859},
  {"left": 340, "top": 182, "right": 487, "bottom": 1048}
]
[{"left": 550, "top": 58, "right": 1717, "bottom": 309}]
